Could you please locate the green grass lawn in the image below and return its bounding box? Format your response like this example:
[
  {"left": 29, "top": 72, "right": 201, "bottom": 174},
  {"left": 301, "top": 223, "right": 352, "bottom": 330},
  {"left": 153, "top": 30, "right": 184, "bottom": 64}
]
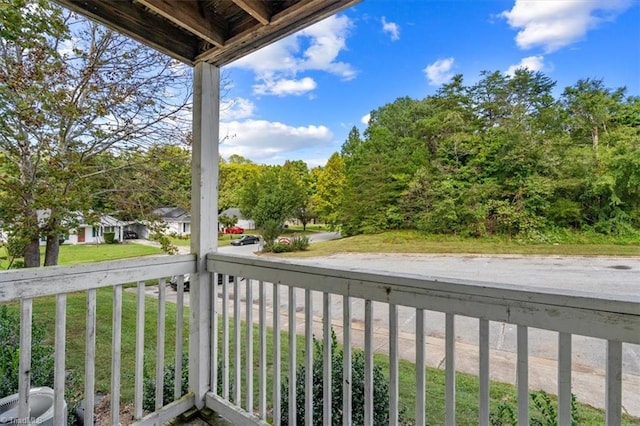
[
  {"left": 55, "top": 243, "right": 163, "bottom": 264},
  {"left": 275, "top": 229, "right": 640, "bottom": 258}
]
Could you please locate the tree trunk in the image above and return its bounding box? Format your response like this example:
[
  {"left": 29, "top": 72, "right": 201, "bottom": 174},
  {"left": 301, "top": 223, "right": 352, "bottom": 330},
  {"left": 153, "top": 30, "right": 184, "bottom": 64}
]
[
  {"left": 44, "top": 234, "right": 60, "bottom": 266},
  {"left": 592, "top": 126, "right": 599, "bottom": 152},
  {"left": 23, "top": 239, "right": 41, "bottom": 267}
]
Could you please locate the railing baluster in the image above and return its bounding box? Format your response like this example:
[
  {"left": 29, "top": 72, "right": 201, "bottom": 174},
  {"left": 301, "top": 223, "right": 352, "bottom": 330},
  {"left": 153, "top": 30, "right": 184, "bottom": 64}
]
[
  {"left": 175, "top": 275, "right": 184, "bottom": 399},
  {"left": 364, "top": 299, "right": 374, "bottom": 425},
  {"left": 517, "top": 325, "right": 529, "bottom": 426},
  {"left": 323, "top": 292, "right": 332, "bottom": 426},
  {"left": 305, "top": 289, "right": 314, "bottom": 426},
  {"left": 135, "top": 281, "right": 145, "bottom": 419},
  {"left": 415, "top": 309, "right": 426, "bottom": 426},
  {"left": 479, "top": 319, "right": 490, "bottom": 426},
  {"left": 289, "top": 286, "right": 297, "bottom": 426},
  {"left": 606, "top": 340, "right": 622, "bottom": 426},
  {"left": 246, "top": 278, "right": 254, "bottom": 413},
  {"left": 211, "top": 273, "right": 219, "bottom": 396},
  {"left": 273, "top": 283, "right": 282, "bottom": 425},
  {"left": 343, "top": 295, "right": 352, "bottom": 426},
  {"left": 234, "top": 277, "right": 241, "bottom": 405},
  {"left": 155, "top": 278, "right": 167, "bottom": 410},
  {"left": 54, "top": 293, "right": 67, "bottom": 425},
  {"left": 389, "top": 303, "right": 399, "bottom": 426},
  {"left": 445, "top": 313, "right": 455, "bottom": 426},
  {"left": 223, "top": 274, "right": 230, "bottom": 399},
  {"left": 259, "top": 280, "right": 267, "bottom": 419},
  {"left": 85, "top": 289, "right": 97, "bottom": 426},
  {"left": 111, "top": 285, "right": 123, "bottom": 425},
  {"left": 18, "top": 299, "right": 32, "bottom": 421},
  {"left": 558, "top": 332, "right": 572, "bottom": 426}
]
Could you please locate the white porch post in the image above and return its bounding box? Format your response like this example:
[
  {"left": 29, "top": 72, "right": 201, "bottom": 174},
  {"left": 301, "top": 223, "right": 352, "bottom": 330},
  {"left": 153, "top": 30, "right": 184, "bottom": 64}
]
[{"left": 189, "top": 61, "right": 219, "bottom": 407}]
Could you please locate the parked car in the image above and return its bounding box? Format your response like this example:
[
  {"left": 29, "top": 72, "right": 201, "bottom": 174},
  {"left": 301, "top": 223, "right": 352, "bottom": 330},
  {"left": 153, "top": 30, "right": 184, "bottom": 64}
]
[
  {"left": 123, "top": 230, "right": 138, "bottom": 239},
  {"left": 170, "top": 274, "right": 190, "bottom": 292},
  {"left": 170, "top": 273, "right": 235, "bottom": 292},
  {"left": 230, "top": 235, "right": 260, "bottom": 246},
  {"left": 225, "top": 226, "right": 244, "bottom": 234}
]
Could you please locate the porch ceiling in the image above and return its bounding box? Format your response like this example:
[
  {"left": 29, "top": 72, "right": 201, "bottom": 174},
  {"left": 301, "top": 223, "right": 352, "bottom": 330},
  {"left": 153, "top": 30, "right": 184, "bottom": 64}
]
[{"left": 53, "top": 0, "right": 361, "bottom": 66}]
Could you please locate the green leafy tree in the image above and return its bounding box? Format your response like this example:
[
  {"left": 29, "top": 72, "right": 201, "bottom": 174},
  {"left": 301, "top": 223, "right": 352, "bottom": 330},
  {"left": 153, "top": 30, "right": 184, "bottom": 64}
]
[
  {"left": 0, "top": 0, "right": 191, "bottom": 266},
  {"left": 311, "top": 152, "right": 346, "bottom": 229},
  {"left": 218, "top": 156, "right": 261, "bottom": 213},
  {"left": 283, "top": 160, "right": 314, "bottom": 231},
  {"left": 239, "top": 166, "right": 305, "bottom": 242},
  {"left": 562, "top": 78, "right": 626, "bottom": 152}
]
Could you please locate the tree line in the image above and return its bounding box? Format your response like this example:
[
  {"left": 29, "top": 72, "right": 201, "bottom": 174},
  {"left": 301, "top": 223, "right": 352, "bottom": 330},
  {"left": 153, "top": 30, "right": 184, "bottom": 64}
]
[{"left": 337, "top": 71, "right": 640, "bottom": 239}]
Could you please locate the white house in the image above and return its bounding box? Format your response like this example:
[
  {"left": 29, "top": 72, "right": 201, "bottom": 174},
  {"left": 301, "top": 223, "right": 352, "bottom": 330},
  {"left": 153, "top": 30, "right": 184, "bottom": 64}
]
[
  {"left": 152, "top": 207, "right": 191, "bottom": 237},
  {"left": 35, "top": 211, "right": 125, "bottom": 245},
  {"left": 219, "top": 207, "right": 255, "bottom": 230}
]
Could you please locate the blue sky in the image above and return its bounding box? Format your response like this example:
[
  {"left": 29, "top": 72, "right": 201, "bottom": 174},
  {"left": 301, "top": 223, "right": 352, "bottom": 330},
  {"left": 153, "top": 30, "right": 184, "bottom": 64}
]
[{"left": 219, "top": 0, "right": 640, "bottom": 167}]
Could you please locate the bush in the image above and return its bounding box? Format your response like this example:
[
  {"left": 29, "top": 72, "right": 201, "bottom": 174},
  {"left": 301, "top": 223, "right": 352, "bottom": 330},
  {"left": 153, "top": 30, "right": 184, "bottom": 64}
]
[
  {"left": 0, "top": 306, "right": 55, "bottom": 397},
  {"left": 260, "top": 220, "right": 284, "bottom": 250},
  {"left": 104, "top": 231, "right": 116, "bottom": 244},
  {"left": 281, "top": 331, "right": 405, "bottom": 425},
  {"left": 490, "top": 390, "right": 580, "bottom": 426},
  {"left": 289, "top": 234, "right": 310, "bottom": 251},
  {"left": 142, "top": 356, "right": 189, "bottom": 412}
]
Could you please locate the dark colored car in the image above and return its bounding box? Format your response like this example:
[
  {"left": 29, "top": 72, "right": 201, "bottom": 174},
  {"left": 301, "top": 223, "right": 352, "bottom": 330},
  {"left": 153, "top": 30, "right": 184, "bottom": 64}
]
[
  {"left": 230, "top": 235, "right": 260, "bottom": 246},
  {"left": 123, "top": 230, "right": 138, "bottom": 239},
  {"left": 170, "top": 273, "right": 235, "bottom": 292}
]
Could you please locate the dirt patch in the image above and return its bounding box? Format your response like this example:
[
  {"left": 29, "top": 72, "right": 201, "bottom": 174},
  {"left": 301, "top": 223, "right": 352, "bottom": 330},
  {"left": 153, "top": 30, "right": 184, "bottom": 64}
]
[{"left": 94, "top": 394, "right": 137, "bottom": 426}]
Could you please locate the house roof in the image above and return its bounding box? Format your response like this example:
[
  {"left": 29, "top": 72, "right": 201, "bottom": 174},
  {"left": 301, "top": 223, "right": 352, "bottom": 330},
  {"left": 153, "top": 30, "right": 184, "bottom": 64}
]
[
  {"left": 220, "top": 207, "right": 250, "bottom": 220},
  {"left": 53, "top": 0, "right": 361, "bottom": 66},
  {"left": 153, "top": 207, "right": 191, "bottom": 222},
  {"left": 36, "top": 210, "right": 124, "bottom": 227}
]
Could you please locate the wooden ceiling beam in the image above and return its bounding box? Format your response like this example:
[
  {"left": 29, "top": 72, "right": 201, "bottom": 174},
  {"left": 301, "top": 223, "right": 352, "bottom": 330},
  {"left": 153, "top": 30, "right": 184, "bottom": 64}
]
[
  {"left": 134, "top": 0, "right": 226, "bottom": 48},
  {"left": 198, "top": 0, "right": 361, "bottom": 66},
  {"left": 231, "top": 0, "right": 271, "bottom": 25},
  {"left": 54, "top": 0, "right": 199, "bottom": 64}
]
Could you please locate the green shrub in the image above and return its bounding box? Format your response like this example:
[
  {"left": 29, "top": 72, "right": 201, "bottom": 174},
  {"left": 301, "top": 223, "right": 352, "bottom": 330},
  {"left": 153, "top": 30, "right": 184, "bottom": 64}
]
[
  {"left": 490, "top": 390, "right": 580, "bottom": 426},
  {"left": 142, "top": 356, "right": 189, "bottom": 412},
  {"left": 281, "top": 331, "right": 404, "bottom": 425},
  {"left": 260, "top": 220, "right": 284, "bottom": 250},
  {"left": 289, "top": 234, "right": 310, "bottom": 251},
  {"left": 0, "top": 306, "right": 55, "bottom": 397},
  {"left": 104, "top": 232, "right": 116, "bottom": 244},
  {"left": 271, "top": 242, "right": 292, "bottom": 253}
]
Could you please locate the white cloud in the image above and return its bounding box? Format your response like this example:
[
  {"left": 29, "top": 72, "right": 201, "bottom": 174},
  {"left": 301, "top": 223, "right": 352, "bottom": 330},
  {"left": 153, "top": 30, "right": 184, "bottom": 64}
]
[
  {"left": 424, "top": 57, "right": 455, "bottom": 86},
  {"left": 228, "top": 14, "right": 356, "bottom": 96},
  {"left": 381, "top": 17, "right": 400, "bottom": 41},
  {"left": 505, "top": 55, "right": 546, "bottom": 76},
  {"left": 253, "top": 77, "right": 317, "bottom": 97},
  {"left": 220, "top": 97, "right": 256, "bottom": 121},
  {"left": 501, "top": 0, "right": 633, "bottom": 52},
  {"left": 219, "top": 120, "right": 333, "bottom": 164},
  {"left": 361, "top": 113, "right": 371, "bottom": 125}
]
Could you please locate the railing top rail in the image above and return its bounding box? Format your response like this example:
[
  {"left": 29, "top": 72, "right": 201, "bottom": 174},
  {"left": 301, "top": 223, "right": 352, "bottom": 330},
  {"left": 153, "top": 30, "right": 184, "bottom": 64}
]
[
  {"left": 207, "top": 252, "right": 640, "bottom": 343},
  {"left": 0, "top": 254, "right": 196, "bottom": 302}
]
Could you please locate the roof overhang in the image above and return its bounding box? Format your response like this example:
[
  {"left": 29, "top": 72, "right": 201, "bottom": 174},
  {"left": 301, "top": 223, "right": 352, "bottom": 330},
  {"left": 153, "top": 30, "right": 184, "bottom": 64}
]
[{"left": 53, "top": 0, "right": 361, "bottom": 66}]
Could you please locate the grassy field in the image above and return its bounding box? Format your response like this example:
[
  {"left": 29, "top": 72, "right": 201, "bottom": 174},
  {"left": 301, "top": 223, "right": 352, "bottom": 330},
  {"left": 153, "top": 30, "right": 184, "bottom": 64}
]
[
  {"left": 0, "top": 243, "right": 163, "bottom": 268},
  {"left": 275, "top": 229, "right": 640, "bottom": 258}
]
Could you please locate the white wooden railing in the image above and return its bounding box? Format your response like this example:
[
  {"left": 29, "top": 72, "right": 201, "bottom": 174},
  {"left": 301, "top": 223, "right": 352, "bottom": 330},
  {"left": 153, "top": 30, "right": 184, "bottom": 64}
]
[
  {"left": 205, "top": 252, "right": 640, "bottom": 426},
  {"left": 0, "top": 254, "right": 196, "bottom": 425},
  {"left": 1, "top": 252, "right": 638, "bottom": 425}
]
